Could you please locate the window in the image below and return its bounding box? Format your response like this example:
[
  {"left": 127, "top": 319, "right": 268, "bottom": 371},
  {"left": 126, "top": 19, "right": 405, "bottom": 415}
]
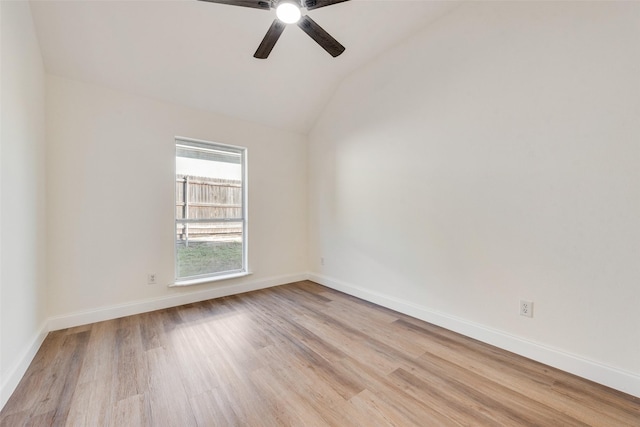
[{"left": 175, "top": 137, "right": 247, "bottom": 283}]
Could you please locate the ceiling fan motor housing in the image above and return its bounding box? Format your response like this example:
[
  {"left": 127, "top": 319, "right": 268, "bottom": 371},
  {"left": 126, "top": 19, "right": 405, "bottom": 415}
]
[{"left": 276, "top": 0, "right": 303, "bottom": 7}]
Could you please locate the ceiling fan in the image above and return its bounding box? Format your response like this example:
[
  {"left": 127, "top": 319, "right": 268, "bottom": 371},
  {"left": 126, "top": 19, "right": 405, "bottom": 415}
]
[{"left": 198, "top": 0, "right": 350, "bottom": 59}]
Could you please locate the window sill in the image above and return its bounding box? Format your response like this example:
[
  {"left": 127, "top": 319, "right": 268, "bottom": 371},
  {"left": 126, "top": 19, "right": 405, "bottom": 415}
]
[{"left": 170, "top": 271, "right": 251, "bottom": 287}]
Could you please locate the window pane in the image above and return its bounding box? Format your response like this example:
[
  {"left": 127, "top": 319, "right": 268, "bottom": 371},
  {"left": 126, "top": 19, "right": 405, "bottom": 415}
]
[{"left": 176, "top": 221, "right": 243, "bottom": 278}]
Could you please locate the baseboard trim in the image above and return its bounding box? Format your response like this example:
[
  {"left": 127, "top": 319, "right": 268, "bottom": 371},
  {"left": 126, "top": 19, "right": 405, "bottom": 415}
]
[
  {"left": 48, "top": 272, "right": 308, "bottom": 331},
  {"left": 1, "top": 321, "right": 49, "bottom": 409},
  {"left": 308, "top": 272, "right": 640, "bottom": 398}
]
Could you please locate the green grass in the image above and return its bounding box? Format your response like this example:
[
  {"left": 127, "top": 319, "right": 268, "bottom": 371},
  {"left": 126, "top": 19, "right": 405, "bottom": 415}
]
[{"left": 176, "top": 241, "right": 242, "bottom": 278}]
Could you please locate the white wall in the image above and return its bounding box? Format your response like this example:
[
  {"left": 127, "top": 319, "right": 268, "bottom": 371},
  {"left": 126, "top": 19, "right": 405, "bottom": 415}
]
[
  {"left": 46, "top": 75, "right": 308, "bottom": 321},
  {"left": 308, "top": 1, "right": 640, "bottom": 396},
  {"left": 0, "top": 1, "right": 48, "bottom": 406}
]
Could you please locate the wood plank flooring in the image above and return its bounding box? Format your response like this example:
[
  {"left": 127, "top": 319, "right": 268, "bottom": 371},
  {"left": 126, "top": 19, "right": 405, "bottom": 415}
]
[{"left": 1, "top": 281, "right": 638, "bottom": 426}]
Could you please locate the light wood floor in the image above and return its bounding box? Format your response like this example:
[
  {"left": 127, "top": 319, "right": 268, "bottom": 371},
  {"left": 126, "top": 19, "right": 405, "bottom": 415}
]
[{"left": 1, "top": 281, "right": 638, "bottom": 426}]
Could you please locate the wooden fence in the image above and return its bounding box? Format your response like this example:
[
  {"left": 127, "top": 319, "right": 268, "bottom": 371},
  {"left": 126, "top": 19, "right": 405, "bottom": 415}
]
[{"left": 176, "top": 175, "right": 242, "bottom": 243}]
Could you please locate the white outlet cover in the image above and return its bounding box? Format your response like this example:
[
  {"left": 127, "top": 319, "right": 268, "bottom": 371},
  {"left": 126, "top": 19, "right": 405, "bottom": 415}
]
[{"left": 520, "top": 300, "right": 534, "bottom": 318}]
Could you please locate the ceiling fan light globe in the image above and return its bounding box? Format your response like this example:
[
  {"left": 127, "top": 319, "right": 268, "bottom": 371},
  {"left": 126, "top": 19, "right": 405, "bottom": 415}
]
[{"left": 276, "top": 2, "right": 302, "bottom": 24}]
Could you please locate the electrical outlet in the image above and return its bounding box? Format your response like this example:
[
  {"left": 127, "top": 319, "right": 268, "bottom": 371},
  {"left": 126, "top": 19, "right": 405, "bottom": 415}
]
[
  {"left": 320, "top": 257, "right": 325, "bottom": 266},
  {"left": 520, "top": 300, "right": 533, "bottom": 318},
  {"left": 147, "top": 273, "right": 157, "bottom": 285}
]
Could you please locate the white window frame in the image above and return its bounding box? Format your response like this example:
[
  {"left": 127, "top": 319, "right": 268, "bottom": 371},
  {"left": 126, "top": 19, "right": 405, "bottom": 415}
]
[{"left": 172, "top": 136, "right": 248, "bottom": 286}]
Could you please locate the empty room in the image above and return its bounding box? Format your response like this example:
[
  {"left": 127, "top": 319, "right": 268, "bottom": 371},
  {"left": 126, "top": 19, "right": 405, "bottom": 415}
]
[{"left": 1, "top": 0, "right": 639, "bottom": 425}]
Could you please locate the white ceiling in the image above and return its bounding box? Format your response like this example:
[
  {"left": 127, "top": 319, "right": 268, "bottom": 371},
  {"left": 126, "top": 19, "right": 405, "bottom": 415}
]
[{"left": 30, "top": 0, "right": 458, "bottom": 134}]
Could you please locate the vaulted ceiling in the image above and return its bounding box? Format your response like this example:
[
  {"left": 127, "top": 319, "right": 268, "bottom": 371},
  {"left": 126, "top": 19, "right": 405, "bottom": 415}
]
[{"left": 30, "top": 0, "right": 458, "bottom": 134}]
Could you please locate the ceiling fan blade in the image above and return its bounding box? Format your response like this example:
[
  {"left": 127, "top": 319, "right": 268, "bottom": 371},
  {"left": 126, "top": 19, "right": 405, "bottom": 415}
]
[
  {"left": 198, "top": 0, "right": 271, "bottom": 10},
  {"left": 297, "top": 15, "right": 345, "bottom": 57},
  {"left": 303, "top": 0, "right": 350, "bottom": 11},
  {"left": 254, "top": 19, "right": 286, "bottom": 59}
]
